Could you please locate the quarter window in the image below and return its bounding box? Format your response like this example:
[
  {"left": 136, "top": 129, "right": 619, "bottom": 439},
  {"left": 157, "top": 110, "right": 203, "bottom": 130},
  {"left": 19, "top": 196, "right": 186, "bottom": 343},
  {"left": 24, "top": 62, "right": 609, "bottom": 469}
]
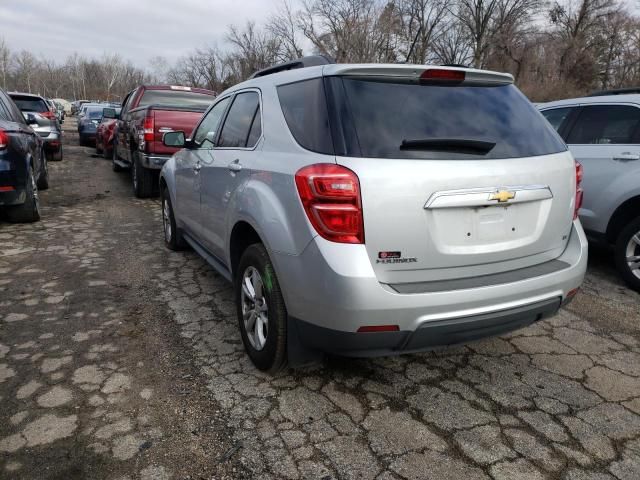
[
  {"left": 567, "top": 105, "right": 640, "bottom": 145},
  {"left": 217, "top": 92, "right": 261, "bottom": 148},
  {"left": 541, "top": 107, "right": 573, "bottom": 133}
]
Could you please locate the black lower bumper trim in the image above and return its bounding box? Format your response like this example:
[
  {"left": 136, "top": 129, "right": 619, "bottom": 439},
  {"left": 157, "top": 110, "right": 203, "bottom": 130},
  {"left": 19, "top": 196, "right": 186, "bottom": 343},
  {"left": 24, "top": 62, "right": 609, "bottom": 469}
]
[{"left": 291, "top": 297, "right": 561, "bottom": 358}]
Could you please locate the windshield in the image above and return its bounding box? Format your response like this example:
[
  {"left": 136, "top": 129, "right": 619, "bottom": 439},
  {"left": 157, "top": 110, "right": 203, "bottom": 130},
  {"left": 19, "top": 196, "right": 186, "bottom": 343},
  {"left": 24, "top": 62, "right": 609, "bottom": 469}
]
[{"left": 138, "top": 89, "right": 214, "bottom": 108}]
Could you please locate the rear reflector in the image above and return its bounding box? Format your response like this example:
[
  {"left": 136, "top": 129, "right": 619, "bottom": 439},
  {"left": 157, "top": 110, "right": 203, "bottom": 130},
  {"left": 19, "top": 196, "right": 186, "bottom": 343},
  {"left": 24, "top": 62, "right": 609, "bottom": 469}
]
[
  {"left": 357, "top": 325, "right": 400, "bottom": 333},
  {"left": 0, "top": 186, "right": 15, "bottom": 192},
  {"left": 420, "top": 69, "right": 465, "bottom": 82}
]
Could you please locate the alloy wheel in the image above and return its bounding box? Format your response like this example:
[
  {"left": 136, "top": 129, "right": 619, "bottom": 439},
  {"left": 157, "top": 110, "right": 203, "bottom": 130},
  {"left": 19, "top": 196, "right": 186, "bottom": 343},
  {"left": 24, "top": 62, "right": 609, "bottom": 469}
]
[
  {"left": 241, "top": 266, "right": 269, "bottom": 351},
  {"left": 626, "top": 232, "right": 640, "bottom": 280},
  {"left": 31, "top": 168, "right": 40, "bottom": 215}
]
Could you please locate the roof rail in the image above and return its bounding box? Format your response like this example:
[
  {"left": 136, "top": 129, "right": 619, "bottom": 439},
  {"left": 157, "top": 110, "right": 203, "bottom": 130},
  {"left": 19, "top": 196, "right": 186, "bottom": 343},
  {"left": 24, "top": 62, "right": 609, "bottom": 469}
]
[
  {"left": 250, "top": 55, "right": 335, "bottom": 79},
  {"left": 588, "top": 87, "right": 640, "bottom": 97}
]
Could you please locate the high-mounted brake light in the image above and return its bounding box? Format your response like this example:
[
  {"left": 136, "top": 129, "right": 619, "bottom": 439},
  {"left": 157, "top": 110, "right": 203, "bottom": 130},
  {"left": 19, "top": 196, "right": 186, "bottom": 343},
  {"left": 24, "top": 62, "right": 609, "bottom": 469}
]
[
  {"left": 295, "top": 164, "right": 364, "bottom": 244},
  {"left": 143, "top": 115, "right": 155, "bottom": 142},
  {"left": 0, "top": 129, "right": 9, "bottom": 149},
  {"left": 420, "top": 69, "right": 465, "bottom": 82},
  {"left": 170, "top": 85, "right": 191, "bottom": 91},
  {"left": 574, "top": 161, "right": 583, "bottom": 220}
]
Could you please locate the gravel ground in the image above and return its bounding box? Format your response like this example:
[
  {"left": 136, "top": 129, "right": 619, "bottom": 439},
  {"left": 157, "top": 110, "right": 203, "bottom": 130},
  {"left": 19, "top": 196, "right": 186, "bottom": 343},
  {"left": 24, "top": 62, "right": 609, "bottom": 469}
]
[{"left": 1, "top": 119, "right": 639, "bottom": 480}]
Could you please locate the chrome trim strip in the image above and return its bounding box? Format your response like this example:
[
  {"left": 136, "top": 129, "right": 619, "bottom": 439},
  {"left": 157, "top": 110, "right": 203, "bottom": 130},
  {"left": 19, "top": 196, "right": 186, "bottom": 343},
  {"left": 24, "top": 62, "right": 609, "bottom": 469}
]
[{"left": 424, "top": 185, "right": 553, "bottom": 209}]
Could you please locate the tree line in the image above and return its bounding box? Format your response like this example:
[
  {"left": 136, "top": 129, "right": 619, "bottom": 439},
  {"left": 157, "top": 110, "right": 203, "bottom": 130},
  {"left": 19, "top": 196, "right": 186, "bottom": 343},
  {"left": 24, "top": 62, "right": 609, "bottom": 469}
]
[{"left": 1, "top": 0, "right": 638, "bottom": 102}]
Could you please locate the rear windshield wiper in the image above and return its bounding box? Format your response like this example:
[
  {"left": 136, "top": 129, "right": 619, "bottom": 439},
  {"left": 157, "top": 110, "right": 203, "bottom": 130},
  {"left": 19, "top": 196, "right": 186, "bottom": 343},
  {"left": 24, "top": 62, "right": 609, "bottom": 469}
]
[{"left": 400, "top": 138, "right": 496, "bottom": 155}]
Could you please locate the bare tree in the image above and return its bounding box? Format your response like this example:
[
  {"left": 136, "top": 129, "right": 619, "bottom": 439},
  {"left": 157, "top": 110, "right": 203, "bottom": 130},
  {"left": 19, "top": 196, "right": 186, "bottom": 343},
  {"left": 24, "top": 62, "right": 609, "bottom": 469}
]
[
  {"left": 266, "top": 1, "right": 305, "bottom": 60},
  {"left": 0, "top": 37, "right": 10, "bottom": 90}
]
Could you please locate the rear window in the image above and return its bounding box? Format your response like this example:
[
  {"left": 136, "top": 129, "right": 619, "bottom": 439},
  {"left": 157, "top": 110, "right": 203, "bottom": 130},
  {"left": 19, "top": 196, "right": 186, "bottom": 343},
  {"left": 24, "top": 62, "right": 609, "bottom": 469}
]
[
  {"left": 138, "top": 89, "right": 214, "bottom": 109},
  {"left": 10, "top": 96, "right": 48, "bottom": 113},
  {"left": 278, "top": 78, "right": 566, "bottom": 159},
  {"left": 86, "top": 108, "right": 103, "bottom": 119}
]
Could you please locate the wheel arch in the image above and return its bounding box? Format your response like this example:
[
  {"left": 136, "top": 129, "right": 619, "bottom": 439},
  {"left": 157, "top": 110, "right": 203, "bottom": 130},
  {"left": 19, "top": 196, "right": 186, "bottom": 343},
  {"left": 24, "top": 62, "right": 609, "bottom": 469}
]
[
  {"left": 229, "top": 221, "right": 264, "bottom": 280},
  {"left": 606, "top": 195, "right": 640, "bottom": 243}
]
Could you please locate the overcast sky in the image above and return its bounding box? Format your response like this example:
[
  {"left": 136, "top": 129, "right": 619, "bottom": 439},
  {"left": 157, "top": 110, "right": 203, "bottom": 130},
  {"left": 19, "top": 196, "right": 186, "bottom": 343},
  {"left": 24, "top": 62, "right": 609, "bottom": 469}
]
[{"left": 0, "top": 0, "right": 302, "bottom": 70}]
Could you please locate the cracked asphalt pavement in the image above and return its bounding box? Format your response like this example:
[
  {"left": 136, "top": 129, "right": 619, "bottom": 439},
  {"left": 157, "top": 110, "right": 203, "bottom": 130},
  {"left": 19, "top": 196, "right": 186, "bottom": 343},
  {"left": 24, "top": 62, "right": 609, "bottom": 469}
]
[{"left": 1, "top": 119, "right": 640, "bottom": 480}]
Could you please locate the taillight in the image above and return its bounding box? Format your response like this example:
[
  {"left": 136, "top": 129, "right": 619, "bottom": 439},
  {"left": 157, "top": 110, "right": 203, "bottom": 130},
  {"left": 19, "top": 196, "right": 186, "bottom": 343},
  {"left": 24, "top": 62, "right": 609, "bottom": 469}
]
[
  {"left": 295, "top": 164, "right": 364, "bottom": 244},
  {"left": 40, "top": 111, "right": 56, "bottom": 120},
  {"left": 0, "top": 129, "right": 9, "bottom": 149},
  {"left": 143, "top": 115, "right": 154, "bottom": 142},
  {"left": 574, "top": 161, "right": 583, "bottom": 220}
]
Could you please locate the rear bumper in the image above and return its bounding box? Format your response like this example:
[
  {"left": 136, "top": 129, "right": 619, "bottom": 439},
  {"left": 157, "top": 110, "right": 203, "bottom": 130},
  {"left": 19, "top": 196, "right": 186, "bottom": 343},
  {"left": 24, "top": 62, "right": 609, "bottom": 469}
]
[
  {"left": 139, "top": 152, "right": 170, "bottom": 170},
  {"left": 275, "top": 220, "right": 588, "bottom": 356},
  {"left": 291, "top": 297, "right": 561, "bottom": 357}
]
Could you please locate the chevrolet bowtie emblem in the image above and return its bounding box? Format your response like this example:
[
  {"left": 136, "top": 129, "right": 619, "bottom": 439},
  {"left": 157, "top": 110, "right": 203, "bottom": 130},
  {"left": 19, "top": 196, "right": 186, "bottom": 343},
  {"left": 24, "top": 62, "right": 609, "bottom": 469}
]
[{"left": 489, "top": 190, "right": 516, "bottom": 203}]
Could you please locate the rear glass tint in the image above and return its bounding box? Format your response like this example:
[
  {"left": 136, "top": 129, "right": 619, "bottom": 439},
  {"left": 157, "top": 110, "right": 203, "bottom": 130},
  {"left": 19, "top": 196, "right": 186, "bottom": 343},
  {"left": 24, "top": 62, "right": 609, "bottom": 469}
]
[
  {"left": 277, "top": 78, "right": 334, "bottom": 154},
  {"left": 139, "top": 89, "right": 215, "bottom": 109},
  {"left": 338, "top": 79, "right": 566, "bottom": 159},
  {"left": 10, "top": 96, "right": 49, "bottom": 113}
]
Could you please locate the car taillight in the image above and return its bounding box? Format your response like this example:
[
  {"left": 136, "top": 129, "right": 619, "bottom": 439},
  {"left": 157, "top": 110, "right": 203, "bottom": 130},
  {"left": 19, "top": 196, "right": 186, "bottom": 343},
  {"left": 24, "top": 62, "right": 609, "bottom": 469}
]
[
  {"left": 143, "top": 115, "right": 154, "bottom": 142},
  {"left": 574, "top": 161, "right": 583, "bottom": 220},
  {"left": 40, "top": 111, "right": 56, "bottom": 120},
  {"left": 295, "top": 164, "right": 364, "bottom": 244},
  {"left": 0, "top": 129, "right": 9, "bottom": 149}
]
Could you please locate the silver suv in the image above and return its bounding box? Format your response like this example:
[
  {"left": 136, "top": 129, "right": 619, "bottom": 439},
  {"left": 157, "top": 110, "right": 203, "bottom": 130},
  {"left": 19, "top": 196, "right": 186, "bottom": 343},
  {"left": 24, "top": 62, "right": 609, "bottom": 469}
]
[
  {"left": 539, "top": 92, "right": 640, "bottom": 291},
  {"left": 160, "top": 57, "right": 587, "bottom": 372}
]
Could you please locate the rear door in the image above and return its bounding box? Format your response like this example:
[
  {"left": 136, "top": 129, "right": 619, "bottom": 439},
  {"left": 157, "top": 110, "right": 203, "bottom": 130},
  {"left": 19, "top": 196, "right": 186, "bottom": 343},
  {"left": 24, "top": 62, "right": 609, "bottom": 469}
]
[
  {"left": 283, "top": 74, "right": 574, "bottom": 284},
  {"left": 150, "top": 109, "right": 206, "bottom": 156},
  {"left": 561, "top": 104, "right": 640, "bottom": 232}
]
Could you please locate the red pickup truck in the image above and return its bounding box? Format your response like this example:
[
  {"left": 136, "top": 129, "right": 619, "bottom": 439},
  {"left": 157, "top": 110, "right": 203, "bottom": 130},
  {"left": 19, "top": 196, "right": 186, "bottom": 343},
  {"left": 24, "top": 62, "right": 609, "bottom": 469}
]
[{"left": 113, "top": 85, "right": 216, "bottom": 197}]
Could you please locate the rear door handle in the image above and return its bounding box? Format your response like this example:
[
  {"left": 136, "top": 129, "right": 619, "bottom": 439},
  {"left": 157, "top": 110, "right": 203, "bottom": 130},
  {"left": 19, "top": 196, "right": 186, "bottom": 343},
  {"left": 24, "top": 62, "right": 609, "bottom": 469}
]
[
  {"left": 193, "top": 162, "right": 201, "bottom": 173},
  {"left": 228, "top": 160, "right": 242, "bottom": 172},
  {"left": 613, "top": 152, "right": 640, "bottom": 162}
]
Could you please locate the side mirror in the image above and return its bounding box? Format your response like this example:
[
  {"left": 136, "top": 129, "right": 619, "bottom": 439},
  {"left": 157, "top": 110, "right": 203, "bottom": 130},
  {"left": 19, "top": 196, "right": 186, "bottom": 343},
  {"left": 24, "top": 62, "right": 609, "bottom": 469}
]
[
  {"left": 163, "top": 131, "right": 186, "bottom": 148},
  {"left": 24, "top": 113, "right": 39, "bottom": 125},
  {"left": 102, "top": 107, "right": 117, "bottom": 119}
]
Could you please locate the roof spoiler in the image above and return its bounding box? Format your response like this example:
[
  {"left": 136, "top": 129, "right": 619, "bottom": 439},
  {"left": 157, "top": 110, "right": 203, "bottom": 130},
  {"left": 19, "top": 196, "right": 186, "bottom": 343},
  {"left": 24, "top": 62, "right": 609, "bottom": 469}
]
[
  {"left": 250, "top": 55, "right": 335, "bottom": 79},
  {"left": 588, "top": 87, "right": 640, "bottom": 97}
]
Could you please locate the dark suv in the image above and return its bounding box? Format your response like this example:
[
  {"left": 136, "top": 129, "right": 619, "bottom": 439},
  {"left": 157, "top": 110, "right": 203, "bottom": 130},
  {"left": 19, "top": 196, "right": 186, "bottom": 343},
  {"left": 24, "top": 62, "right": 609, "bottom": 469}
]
[{"left": 0, "top": 88, "right": 48, "bottom": 223}]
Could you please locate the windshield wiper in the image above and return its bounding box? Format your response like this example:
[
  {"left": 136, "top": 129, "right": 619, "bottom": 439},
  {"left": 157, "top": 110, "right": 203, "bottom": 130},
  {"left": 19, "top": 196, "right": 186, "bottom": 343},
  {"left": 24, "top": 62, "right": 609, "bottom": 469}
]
[{"left": 400, "top": 138, "right": 496, "bottom": 154}]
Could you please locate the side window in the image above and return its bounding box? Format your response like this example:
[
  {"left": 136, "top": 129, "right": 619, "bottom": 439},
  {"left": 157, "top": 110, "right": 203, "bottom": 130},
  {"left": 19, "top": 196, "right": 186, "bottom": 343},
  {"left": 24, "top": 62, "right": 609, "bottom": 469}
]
[
  {"left": 277, "top": 78, "right": 334, "bottom": 154},
  {"left": 246, "top": 103, "right": 262, "bottom": 148},
  {"left": 541, "top": 107, "right": 573, "bottom": 133},
  {"left": 567, "top": 105, "right": 640, "bottom": 145},
  {"left": 217, "top": 92, "right": 260, "bottom": 148},
  {"left": 121, "top": 89, "right": 136, "bottom": 114},
  {"left": 0, "top": 92, "right": 24, "bottom": 124},
  {"left": 0, "top": 97, "right": 10, "bottom": 121},
  {"left": 193, "top": 96, "right": 231, "bottom": 149}
]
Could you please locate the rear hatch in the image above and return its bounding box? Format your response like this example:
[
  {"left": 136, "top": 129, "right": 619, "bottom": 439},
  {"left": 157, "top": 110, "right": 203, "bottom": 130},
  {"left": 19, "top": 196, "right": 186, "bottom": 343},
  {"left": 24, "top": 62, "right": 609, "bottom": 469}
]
[{"left": 323, "top": 66, "right": 575, "bottom": 285}]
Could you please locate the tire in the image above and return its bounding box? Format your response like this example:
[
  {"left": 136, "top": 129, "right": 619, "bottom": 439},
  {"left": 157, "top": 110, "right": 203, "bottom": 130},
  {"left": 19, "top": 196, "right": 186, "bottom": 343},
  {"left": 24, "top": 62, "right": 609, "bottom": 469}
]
[
  {"left": 235, "top": 244, "right": 288, "bottom": 373},
  {"left": 615, "top": 216, "right": 640, "bottom": 292},
  {"left": 7, "top": 165, "right": 40, "bottom": 223},
  {"left": 132, "top": 151, "right": 154, "bottom": 198},
  {"left": 78, "top": 135, "right": 85, "bottom": 147},
  {"left": 103, "top": 141, "right": 112, "bottom": 160},
  {"left": 112, "top": 144, "right": 123, "bottom": 171},
  {"left": 161, "top": 187, "right": 186, "bottom": 251},
  {"left": 52, "top": 145, "right": 63, "bottom": 161},
  {"left": 36, "top": 151, "right": 49, "bottom": 190},
  {"left": 96, "top": 140, "right": 103, "bottom": 155}
]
